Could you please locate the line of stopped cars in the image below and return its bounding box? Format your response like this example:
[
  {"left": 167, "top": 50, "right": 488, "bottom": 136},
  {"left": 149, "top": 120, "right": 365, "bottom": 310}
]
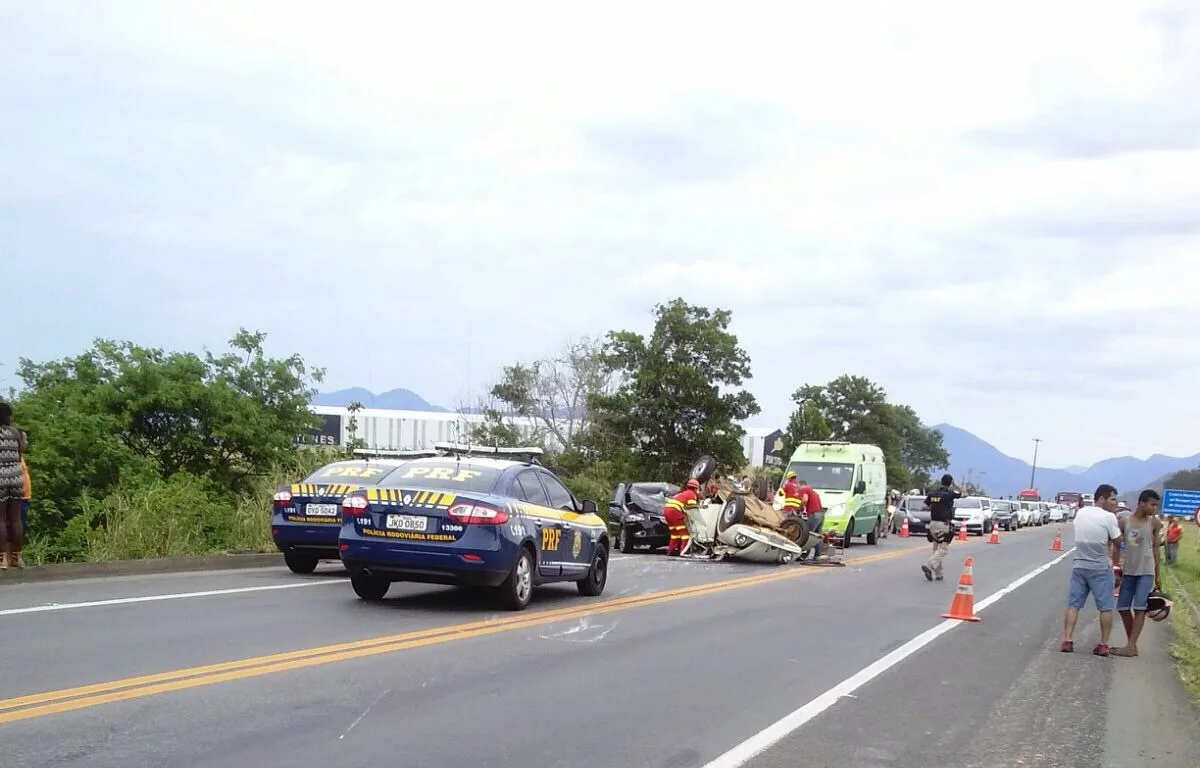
[
  {"left": 892, "top": 492, "right": 1075, "bottom": 537},
  {"left": 271, "top": 443, "right": 610, "bottom": 611}
]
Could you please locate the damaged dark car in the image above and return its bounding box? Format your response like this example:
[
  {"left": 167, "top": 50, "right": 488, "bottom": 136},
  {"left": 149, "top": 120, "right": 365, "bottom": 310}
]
[{"left": 609, "top": 482, "right": 678, "bottom": 553}]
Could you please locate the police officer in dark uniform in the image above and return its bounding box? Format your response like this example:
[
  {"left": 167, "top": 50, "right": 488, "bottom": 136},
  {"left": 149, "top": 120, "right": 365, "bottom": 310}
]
[{"left": 922, "top": 473, "right": 964, "bottom": 581}]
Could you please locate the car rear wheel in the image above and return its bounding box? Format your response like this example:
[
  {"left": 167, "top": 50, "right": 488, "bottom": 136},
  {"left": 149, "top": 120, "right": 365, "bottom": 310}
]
[
  {"left": 350, "top": 572, "right": 390, "bottom": 600},
  {"left": 284, "top": 551, "right": 319, "bottom": 574},
  {"left": 498, "top": 547, "right": 535, "bottom": 611},
  {"left": 577, "top": 543, "right": 609, "bottom": 596}
]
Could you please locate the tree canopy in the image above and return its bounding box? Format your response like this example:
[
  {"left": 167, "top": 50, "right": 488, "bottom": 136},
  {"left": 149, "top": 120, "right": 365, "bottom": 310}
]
[
  {"left": 785, "top": 374, "right": 948, "bottom": 489},
  {"left": 9, "top": 329, "right": 327, "bottom": 561},
  {"left": 583, "top": 298, "right": 760, "bottom": 481}
]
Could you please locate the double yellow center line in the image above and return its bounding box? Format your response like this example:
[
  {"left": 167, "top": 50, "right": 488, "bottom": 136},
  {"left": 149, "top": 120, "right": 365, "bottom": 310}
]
[{"left": 0, "top": 547, "right": 915, "bottom": 724}]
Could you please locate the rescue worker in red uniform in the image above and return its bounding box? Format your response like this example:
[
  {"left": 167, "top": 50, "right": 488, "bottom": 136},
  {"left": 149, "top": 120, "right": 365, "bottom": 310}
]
[
  {"left": 664, "top": 479, "right": 701, "bottom": 556},
  {"left": 781, "top": 471, "right": 804, "bottom": 515}
]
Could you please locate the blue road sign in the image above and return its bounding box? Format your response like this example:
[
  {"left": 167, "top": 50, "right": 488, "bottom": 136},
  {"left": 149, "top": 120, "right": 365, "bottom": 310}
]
[{"left": 1161, "top": 488, "right": 1200, "bottom": 518}]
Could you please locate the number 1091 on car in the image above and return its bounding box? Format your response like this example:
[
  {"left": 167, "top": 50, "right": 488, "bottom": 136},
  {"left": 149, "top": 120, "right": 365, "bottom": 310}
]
[{"left": 385, "top": 514, "right": 427, "bottom": 532}]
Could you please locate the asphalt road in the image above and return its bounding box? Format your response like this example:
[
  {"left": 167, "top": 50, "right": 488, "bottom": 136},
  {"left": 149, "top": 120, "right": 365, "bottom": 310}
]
[{"left": 2, "top": 525, "right": 1196, "bottom": 768}]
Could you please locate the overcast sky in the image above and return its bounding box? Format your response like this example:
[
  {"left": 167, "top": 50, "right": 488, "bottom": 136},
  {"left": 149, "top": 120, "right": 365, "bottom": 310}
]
[{"left": 3, "top": 0, "right": 1198, "bottom": 469}]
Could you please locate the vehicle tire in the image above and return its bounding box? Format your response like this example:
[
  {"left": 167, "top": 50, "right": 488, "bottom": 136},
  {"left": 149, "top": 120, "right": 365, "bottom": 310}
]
[
  {"left": 577, "top": 543, "right": 609, "bottom": 597},
  {"left": 619, "top": 528, "right": 635, "bottom": 554},
  {"left": 754, "top": 477, "right": 772, "bottom": 502},
  {"left": 689, "top": 455, "right": 718, "bottom": 484},
  {"left": 780, "top": 515, "right": 807, "bottom": 546},
  {"left": 498, "top": 546, "right": 535, "bottom": 611},
  {"left": 842, "top": 521, "right": 854, "bottom": 549},
  {"left": 716, "top": 496, "right": 746, "bottom": 534},
  {"left": 350, "top": 572, "right": 390, "bottom": 600},
  {"left": 284, "top": 551, "right": 319, "bottom": 574},
  {"left": 867, "top": 518, "right": 879, "bottom": 545}
]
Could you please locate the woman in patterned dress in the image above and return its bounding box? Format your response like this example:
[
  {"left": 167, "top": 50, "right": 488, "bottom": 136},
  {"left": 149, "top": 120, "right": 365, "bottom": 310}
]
[{"left": 0, "top": 402, "right": 27, "bottom": 569}]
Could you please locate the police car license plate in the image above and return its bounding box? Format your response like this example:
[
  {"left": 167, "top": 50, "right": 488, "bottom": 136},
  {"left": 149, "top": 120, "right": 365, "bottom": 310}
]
[
  {"left": 386, "top": 514, "right": 427, "bottom": 532},
  {"left": 305, "top": 504, "right": 339, "bottom": 516}
]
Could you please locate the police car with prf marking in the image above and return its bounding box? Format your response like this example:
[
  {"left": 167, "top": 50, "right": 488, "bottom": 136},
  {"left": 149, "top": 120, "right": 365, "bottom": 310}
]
[
  {"left": 338, "top": 443, "right": 610, "bottom": 610},
  {"left": 272, "top": 450, "right": 439, "bottom": 574}
]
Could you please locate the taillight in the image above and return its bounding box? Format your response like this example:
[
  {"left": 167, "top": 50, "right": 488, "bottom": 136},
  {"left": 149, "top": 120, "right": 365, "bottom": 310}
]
[
  {"left": 448, "top": 503, "right": 509, "bottom": 525},
  {"left": 273, "top": 491, "right": 292, "bottom": 507},
  {"left": 342, "top": 495, "right": 368, "bottom": 520}
]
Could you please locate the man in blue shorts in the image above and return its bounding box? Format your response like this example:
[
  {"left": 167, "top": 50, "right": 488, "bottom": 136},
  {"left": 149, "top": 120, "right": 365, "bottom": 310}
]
[
  {"left": 1112, "top": 489, "right": 1162, "bottom": 657},
  {"left": 1061, "top": 483, "right": 1123, "bottom": 656}
]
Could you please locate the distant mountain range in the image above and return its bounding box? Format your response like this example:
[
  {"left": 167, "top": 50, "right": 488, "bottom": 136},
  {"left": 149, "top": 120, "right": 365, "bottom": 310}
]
[
  {"left": 308, "top": 389, "right": 1200, "bottom": 497},
  {"left": 311, "top": 387, "right": 450, "bottom": 412},
  {"left": 933, "top": 423, "right": 1200, "bottom": 499}
]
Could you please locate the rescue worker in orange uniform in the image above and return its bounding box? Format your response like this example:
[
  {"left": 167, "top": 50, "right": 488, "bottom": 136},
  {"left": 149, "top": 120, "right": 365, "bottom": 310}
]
[{"left": 664, "top": 479, "right": 701, "bottom": 556}]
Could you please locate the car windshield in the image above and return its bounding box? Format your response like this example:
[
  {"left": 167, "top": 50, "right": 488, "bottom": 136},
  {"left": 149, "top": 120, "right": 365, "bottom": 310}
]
[
  {"left": 302, "top": 461, "right": 403, "bottom": 485},
  {"left": 905, "top": 496, "right": 926, "bottom": 510},
  {"left": 1021, "top": 502, "right": 1036, "bottom": 510},
  {"left": 954, "top": 498, "right": 981, "bottom": 509},
  {"left": 786, "top": 462, "right": 855, "bottom": 491},
  {"left": 376, "top": 460, "right": 503, "bottom": 493}
]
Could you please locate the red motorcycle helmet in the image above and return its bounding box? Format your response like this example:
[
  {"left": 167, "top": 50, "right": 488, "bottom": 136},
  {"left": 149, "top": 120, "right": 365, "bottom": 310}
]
[{"left": 1146, "top": 589, "right": 1172, "bottom": 622}]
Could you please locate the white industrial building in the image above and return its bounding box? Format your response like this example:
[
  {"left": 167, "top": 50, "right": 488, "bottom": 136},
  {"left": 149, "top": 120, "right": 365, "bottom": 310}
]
[{"left": 303, "top": 405, "right": 784, "bottom": 468}]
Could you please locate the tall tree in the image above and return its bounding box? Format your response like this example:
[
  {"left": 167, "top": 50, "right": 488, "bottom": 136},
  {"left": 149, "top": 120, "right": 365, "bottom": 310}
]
[
  {"left": 473, "top": 337, "right": 610, "bottom": 452},
  {"left": 782, "top": 401, "right": 831, "bottom": 457},
  {"left": 585, "top": 298, "right": 760, "bottom": 480},
  {"left": 787, "top": 375, "right": 948, "bottom": 488}
]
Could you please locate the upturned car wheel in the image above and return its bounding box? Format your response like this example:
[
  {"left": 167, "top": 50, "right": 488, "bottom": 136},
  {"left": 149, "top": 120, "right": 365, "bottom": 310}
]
[
  {"left": 716, "top": 496, "right": 746, "bottom": 534},
  {"left": 689, "top": 455, "right": 718, "bottom": 484}
]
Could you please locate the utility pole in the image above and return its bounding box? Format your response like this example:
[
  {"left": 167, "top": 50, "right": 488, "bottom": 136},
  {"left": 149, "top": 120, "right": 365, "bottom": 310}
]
[{"left": 1029, "top": 438, "right": 1041, "bottom": 488}]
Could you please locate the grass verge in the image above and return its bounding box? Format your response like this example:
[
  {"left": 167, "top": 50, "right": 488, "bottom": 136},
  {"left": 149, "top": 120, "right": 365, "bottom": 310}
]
[{"left": 1166, "top": 536, "right": 1200, "bottom": 705}]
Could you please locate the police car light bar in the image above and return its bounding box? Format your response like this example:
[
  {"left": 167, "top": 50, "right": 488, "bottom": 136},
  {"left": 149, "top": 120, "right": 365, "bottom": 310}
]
[
  {"left": 352, "top": 448, "right": 444, "bottom": 459},
  {"left": 431, "top": 442, "right": 545, "bottom": 458}
]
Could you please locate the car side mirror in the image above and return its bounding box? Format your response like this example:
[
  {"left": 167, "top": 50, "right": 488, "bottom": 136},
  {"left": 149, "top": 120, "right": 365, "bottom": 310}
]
[
  {"left": 855, "top": 481, "right": 866, "bottom": 495},
  {"left": 580, "top": 499, "right": 598, "bottom": 515}
]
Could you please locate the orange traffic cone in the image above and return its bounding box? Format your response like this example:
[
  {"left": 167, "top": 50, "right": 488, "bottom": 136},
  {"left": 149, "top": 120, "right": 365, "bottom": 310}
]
[
  {"left": 957, "top": 520, "right": 968, "bottom": 541},
  {"left": 899, "top": 517, "right": 910, "bottom": 537},
  {"left": 942, "top": 556, "right": 981, "bottom": 622},
  {"left": 988, "top": 524, "right": 1000, "bottom": 544},
  {"left": 1050, "top": 528, "right": 1063, "bottom": 552}
]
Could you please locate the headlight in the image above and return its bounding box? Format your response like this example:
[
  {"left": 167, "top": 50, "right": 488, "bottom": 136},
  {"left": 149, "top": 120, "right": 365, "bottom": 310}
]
[
  {"left": 624, "top": 513, "right": 645, "bottom": 522},
  {"left": 827, "top": 504, "right": 846, "bottom": 517}
]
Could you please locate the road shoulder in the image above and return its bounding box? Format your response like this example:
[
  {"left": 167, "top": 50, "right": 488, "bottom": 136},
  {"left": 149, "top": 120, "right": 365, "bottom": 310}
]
[{"left": 1104, "top": 614, "right": 1200, "bottom": 767}]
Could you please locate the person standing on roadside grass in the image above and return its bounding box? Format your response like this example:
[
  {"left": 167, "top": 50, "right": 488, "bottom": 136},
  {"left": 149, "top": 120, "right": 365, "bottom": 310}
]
[
  {"left": 921, "top": 474, "right": 962, "bottom": 582},
  {"left": 1061, "top": 484, "right": 1123, "bottom": 656},
  {"left": 1112, "top": 490, "right": 1163, "bottom": 658},
  {"left": 0, "top": 402, "right": 27, "bottom": 569},
  {"left": 1165, "top": 517, "right": 1183, "bottom": 566}
]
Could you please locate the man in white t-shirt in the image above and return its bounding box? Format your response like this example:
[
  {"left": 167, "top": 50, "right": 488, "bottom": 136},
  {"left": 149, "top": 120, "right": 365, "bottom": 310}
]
[{"left": 1061, "top": 484, "right": 1123, "bottom": 656}]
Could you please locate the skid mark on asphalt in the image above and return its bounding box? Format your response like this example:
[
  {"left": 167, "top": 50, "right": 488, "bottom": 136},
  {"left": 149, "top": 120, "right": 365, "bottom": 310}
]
[{"left": 537, "top": 615, "right": 620, "bottom": 643}]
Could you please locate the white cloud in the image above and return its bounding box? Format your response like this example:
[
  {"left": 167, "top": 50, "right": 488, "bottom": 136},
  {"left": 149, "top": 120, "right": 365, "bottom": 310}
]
[{"left": 2, "top": 0, "right": 1199, "bottom": 469}]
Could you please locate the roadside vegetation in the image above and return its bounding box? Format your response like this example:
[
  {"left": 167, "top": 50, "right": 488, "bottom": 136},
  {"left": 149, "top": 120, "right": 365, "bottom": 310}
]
[
  {"left": 8, "top": 299, "right": 948, "bottom": 565},
  {"left": 1167, "top": 530, "right": 1200, "bottom": 704}
]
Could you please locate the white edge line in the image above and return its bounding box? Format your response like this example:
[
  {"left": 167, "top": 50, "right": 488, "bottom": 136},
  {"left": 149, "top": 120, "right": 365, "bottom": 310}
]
[
  {"left": 701, "top": 546, "right": 1077, "bottom": 768},
  {"left": 0, "top": 580, "right": 340, "bottom": 617}
]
